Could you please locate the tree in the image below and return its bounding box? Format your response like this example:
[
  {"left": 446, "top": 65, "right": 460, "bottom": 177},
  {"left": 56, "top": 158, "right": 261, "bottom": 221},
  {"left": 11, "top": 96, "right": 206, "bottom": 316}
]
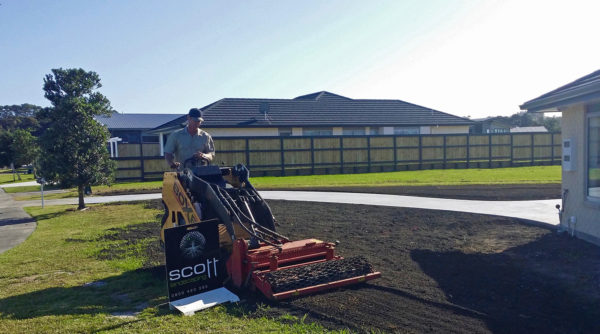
[
  {"left": 0, "top": 128, "right": 38, "bottom": 181},
  {"left": 0, "top": 104, "right": 42, "bottom": 132},
  {"left": 542, "top": 116, "right": 562, "bottom": 133},
  {"left": 490, "top": 112, "right": 561, "bottom": 133},
  {"left": 0, "top": 129, "right": 11, "bottom": 167},
  {"left": 36, "top": 68, "right": 116, "bottom": 209}
]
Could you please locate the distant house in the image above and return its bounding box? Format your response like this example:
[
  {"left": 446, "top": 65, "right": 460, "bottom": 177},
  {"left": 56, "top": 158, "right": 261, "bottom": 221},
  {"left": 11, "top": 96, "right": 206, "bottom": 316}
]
[
  {"left": 96, "top": 113, "right": 180, "bottom": 144},
  {"left": 96, "top": 113, "right": 181, "bottom": 157},
  {"left": 152, "top": 91, "right": 473, "bottom": 138},
  {"left": 97, "top": 92, "right": 472, "bottom": 160},
  {"left": 510, "top": 126, "right": 548, "bottom": 133},
  {"left": 520, "top": 69, "right": 600, "bottom": 245},
  {"left": 469, "top": 117, "right": 511, "bottom": 134}
]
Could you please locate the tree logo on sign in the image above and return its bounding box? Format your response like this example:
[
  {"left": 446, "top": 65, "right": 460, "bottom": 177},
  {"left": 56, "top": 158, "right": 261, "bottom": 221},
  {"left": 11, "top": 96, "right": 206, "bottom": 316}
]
[{"left": 179, "top": 231, "right": 207, "bottom": 259}]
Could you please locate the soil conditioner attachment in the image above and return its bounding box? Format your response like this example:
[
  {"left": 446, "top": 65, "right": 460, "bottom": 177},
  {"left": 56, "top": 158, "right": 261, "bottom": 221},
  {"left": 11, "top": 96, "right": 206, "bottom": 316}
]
[{"left": 160, "top": 161, "right": 380, "bottom": 300}]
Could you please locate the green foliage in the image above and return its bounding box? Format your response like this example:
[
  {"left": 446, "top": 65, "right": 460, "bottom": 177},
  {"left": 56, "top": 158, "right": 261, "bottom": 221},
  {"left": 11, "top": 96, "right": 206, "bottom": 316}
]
[
  {"left": 0, "top": 103, "right": 42, "bottom": 132},
  {"left": 0, "top": 128, "right": 38, "bottom": 169},
  {"left": 542, "top": 116, "right": 561, "bottom": 133},
  {"left": 492, "top": 113, "right": 561, "bottom": 132},
  {"left": 11, "top": 129, "right": 38, "bottom": 166},
  {"left": 0, "top": 129, "right": 10, "bottom": 167},
  {"left": 36, "top": 68, "right": 116, "bottom": 209}
]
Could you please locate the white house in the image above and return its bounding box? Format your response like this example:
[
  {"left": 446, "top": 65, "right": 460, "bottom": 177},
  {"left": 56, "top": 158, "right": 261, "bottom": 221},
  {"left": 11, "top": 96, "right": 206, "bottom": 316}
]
[{"left": 520, "top": 69, "right": 600, "bottom": 245}]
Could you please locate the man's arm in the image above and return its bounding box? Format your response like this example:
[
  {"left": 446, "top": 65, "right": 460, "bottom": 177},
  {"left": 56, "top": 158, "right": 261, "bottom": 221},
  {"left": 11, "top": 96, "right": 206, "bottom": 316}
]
[
  {"left": 164, "top": 133, "right": 180, "bottom": 168},
  {"left": 194, "top": 133, "right": 215, "bottom": 162},
  {"left": 165, "top": 152, "right": 180, "bottom": 169}
]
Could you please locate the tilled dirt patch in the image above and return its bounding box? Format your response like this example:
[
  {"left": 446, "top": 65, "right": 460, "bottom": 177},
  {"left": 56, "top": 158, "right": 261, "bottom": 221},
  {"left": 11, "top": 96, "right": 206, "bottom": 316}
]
[
  {"left": 264, "top": 200, "right": 600, "bottom": 333},
  {"left": 135, "top": 189, "right": 598, "bottom": 333}
]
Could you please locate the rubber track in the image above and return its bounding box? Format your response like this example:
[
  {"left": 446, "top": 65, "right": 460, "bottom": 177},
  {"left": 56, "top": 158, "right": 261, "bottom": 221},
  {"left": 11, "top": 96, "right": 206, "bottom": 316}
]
[{"left": 264, "top": 256, "right": 375, "bottom": 293}]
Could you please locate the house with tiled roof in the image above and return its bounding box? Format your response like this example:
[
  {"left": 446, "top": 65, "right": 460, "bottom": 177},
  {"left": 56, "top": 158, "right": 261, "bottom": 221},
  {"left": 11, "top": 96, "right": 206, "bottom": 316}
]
[
  {"left": 152, "top": 91, "right": 473, "bottom": 137},
  {"left": 96, "top": 113, "right": 180, "bottom": 144},
  {"left": 97, "top": 92, "right": 472, "bottom": 163},
  {"left": 469, "top": 116, "right": 512, "bottom": 134},
  {"left": 520, "top": 69, "right": 600, "bottom": 245},
  {"left": 509, "top": 126, "right": 548, "bottom": 133}
]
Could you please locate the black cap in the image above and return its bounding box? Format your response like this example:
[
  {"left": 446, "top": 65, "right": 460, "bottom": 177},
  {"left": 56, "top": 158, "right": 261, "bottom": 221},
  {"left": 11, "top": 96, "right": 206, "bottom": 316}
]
[{"left": 188, "top": 108, "right": 204, "bottom": 122}]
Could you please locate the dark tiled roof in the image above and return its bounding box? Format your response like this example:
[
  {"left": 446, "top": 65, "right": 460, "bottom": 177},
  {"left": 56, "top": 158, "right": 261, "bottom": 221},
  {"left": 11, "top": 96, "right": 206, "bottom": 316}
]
[
  {"left": 155, "top": 91, "right": 472, "bottom": 129},
  {"left": 521, "top": 69, "right": 600, "bottom": 112},
  {"left": 96, "top": 113, "right": 181, "bottom": 130},
  {"left": 294, "top": 91, "right": 352, "bottom": 101}
]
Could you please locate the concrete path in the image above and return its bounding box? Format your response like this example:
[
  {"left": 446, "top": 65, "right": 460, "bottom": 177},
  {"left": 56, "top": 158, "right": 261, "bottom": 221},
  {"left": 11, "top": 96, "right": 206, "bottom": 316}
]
[
  {"left": 0, "top": 188, "right": 36, "bottom": 254},
  {"left": 260, "top": 191, "right": 560, "bottom": 227},
  {"left": 17, "top": 191, "right": 561, "bottom": 226},
  {"left": 0, "top": 181, "right": 39, "bottom": 188},
  {"left": 1, "top": 188, "right": 561, "bottom": 254}
]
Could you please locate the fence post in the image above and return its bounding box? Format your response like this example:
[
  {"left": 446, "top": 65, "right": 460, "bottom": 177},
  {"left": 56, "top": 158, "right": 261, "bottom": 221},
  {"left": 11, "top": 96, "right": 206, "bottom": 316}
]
[
  {"left": 245, "top": 138, "right": 250, "bottom": 168},
  {"left": 530, "top": 133, "right": 535, "bottom": 165},
  {"left": 510, "top": 134, "right": 514, "bottom": 167},
  {"left": 418, "top": 135, "right": 423, "bottom": 170},
  {"left": 550, "top": 133, "right": 555, "bottom": 164},
  {"left": 466, "top": 134, "right": 470, "bottom": 168},
  {"left": 139, "top": 140, "right": 145, "bottom": 181},
  {"left": 367, "top": 136, "right": 371, "bottom": 172},
  {"left": 339, "top": 137, "right": 344, "bottom": 173},
  {"left": 393, "top": 135, "right": 397, "bottom": 171},
  {"left": 280, "top": 137, "right": 285, "bottom": 176},
  {"left": 310, "top": 137, "right": 315, "bottom": 174},
  {"left": 488, "top": 134, "right": 492, "bottom": 168},
  {"left": 443, "top": 135, "right": 447, "bottom": 169}
]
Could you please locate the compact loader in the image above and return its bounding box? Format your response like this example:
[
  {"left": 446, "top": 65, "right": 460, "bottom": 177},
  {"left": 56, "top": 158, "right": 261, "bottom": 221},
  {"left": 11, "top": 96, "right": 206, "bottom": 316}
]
[{"left": 160, "top": 159, "right": 380, "bottom": 300}]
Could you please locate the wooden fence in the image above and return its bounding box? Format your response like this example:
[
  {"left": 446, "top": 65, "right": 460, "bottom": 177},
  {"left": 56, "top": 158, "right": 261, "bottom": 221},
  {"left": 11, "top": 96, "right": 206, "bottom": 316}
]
[{"left": 112, "top": 132, "right": 562, "bottom": 181}]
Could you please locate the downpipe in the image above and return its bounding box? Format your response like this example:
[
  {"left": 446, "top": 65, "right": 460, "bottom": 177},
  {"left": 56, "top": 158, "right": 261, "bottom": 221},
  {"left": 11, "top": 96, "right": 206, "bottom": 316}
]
[
  {"left": 555, "top": 189, "right": 575, "bottom": 236},
  {"left": 555, "top": 189, "right": 567, "bottom": 233}
]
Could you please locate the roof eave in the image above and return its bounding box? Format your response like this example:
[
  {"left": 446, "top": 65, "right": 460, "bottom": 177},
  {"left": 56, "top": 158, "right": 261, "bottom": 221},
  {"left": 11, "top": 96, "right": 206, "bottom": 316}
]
[{"left": 520, "top": 82, "right": 600, "bottom": 112}]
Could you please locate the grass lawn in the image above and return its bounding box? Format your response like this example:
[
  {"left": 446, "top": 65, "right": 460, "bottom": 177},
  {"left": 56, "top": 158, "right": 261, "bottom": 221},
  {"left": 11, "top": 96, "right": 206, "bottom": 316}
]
[
  {"left": 6, "top": 165, "right": 561, "bottom": 201},
  {"left": 252, "top": 165, "right": 561, "bottom": 188},
  {"left": 0, "top": 203, "right": 337, "bottom": 333},
  {"left": 0, "top": 171, "right": 34, "bottom": 184}
]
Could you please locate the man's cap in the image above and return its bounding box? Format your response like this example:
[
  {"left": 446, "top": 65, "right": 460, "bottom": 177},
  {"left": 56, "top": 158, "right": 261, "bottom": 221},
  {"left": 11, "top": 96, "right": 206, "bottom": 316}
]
[{"left": 188, "top": 108, "right": 204, "bottom": 122}]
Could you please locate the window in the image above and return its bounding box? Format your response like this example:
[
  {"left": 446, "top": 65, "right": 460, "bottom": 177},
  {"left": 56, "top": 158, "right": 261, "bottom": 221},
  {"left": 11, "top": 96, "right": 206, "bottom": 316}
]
[
  {"left": 112, "top": 131, "right": 140, "bottom": 144},
  {"left": 142, "top": 135, "right": 159, "bottom": 143},
  {"left": 278, "top": 128, "right": 292, "bottom": 136},
  {"left": 394, "top": 127, "right": 420, "bottom": 135},
  {"left": 303, "top": 127, "right": 333, "bottom": 136},
  {"left": 343, "top": 127, "right": 365, "bottom": 136},
  {"left": 369, "top": 127, "right": 381, "bottom": 135},
  {"left": 587, "top": 105, "right": 600, "bottom": 198}
]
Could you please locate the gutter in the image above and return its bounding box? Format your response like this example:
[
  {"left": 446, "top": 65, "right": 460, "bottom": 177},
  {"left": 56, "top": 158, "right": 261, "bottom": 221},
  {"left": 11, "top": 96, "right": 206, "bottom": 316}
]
[{"left": 520, "top": 80, "right": 600, "bottom": 112}]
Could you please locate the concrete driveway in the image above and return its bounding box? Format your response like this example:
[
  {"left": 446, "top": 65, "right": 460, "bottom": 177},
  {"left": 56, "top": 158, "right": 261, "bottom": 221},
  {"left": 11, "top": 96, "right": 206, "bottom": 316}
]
[
  {"left": 1, "top": 188, "right": 561, "bottom": 254},
  {"left": 0, "top": 188, "right": 36, "bottom": 254}
]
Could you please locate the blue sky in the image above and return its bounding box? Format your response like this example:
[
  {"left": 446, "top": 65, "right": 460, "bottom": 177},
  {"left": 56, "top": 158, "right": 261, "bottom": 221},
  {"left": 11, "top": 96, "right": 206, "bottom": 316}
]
[{"left": 1, "top": 0, "right": 599, "bottom": 118}]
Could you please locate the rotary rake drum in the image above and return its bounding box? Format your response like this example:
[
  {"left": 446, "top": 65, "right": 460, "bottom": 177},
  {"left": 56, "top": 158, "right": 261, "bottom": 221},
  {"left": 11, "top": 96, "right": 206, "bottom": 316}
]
[{"left": 161, "top": 162, "right": 380, "bottom": 300}]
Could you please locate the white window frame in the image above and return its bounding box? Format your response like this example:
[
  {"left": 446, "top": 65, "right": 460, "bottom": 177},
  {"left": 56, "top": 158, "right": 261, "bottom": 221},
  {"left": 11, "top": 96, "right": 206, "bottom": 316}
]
[
  {"left": 343, "top": 127, "right": 366, "bottom": 136},
  {"left": 586, "top": 105, "right": 600, "bottom": 200},
  {"left": 303, "top": 127, "right": 333, "bottom": 136},
  {"left": 393, "top": 127, "right": 420, "bottom": 135}
]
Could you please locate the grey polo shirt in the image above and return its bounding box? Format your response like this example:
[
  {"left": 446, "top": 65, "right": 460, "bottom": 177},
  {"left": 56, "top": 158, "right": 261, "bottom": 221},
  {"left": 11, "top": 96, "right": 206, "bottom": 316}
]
[{"left": 164, "top": 126, "right": 215, "bottom": 163}]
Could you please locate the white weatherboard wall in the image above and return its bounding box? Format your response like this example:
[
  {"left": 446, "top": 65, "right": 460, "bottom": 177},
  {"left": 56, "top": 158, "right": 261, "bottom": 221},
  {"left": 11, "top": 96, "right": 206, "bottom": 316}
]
[
  {"left": 206, "top": 126, "right": 469, "bottom": 137},
  {"left": 560, "top": 103, "right": 600, "bottom": 245},
  {"left": 430, "top": 125, "right": 470, "bottom": 134},
  {"left": 207, "top": 128, "right": 279, "bottom": 137}
]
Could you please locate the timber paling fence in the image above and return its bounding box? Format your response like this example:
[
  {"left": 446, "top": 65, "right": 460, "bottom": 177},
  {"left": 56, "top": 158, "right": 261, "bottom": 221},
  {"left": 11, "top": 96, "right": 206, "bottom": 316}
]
[{"left": 112, "top": 132, "right": 562, "bottom": 181}]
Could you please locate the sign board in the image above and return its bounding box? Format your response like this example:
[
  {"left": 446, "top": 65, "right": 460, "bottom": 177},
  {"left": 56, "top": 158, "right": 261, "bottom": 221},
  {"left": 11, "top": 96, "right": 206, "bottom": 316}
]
[{"left": 164, "top": 221, "right": 232, "bottom": 304}]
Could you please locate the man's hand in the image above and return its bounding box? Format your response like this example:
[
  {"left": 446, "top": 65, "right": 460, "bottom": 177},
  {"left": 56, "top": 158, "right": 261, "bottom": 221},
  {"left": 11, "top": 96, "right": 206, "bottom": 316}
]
[
  {"left": 194, "top": 152, "right": 210, "bottom": 160},
  {"left": 170, "top": 162, "right": 181, "bottom": 169}
]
